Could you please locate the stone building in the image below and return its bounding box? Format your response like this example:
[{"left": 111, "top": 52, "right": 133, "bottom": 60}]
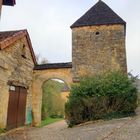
[
  {"left": 71, "top": 0, "right": 127, "bottom": 82},
  {"left": 0, "top": 30, "right": 36, "bottom": 129},
  {"left": 0, "top": 0, "right": 128, "bottom": 129}
]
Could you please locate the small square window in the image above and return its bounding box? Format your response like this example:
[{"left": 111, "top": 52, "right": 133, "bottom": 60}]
[{"left": 95, "top": 32, "right": 100, "bottom": 36}]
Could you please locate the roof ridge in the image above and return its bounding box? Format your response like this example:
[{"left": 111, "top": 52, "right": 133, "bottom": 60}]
[
  {"left": 0, "top": 29, "right": 27, "bottom": 33},
  {"left": 34, "top": 62, "right": 72, "bottom": 70}
]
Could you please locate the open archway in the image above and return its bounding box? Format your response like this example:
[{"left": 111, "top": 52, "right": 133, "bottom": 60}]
[
  {"left": 32, "top": 63, "right": 72, "bottom": 126},
  {"left": 41, "top": 78, "right": 69, "bottom": 121}
]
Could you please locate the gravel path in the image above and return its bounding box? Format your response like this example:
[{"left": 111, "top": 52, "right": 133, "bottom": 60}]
[{"left": 0, "top": 108, "right": 140, "bottom": 140}]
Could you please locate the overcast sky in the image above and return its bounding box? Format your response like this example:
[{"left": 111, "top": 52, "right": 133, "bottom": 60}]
[{"left": 0, "top": 0, "right": 140, "bottom": 76}]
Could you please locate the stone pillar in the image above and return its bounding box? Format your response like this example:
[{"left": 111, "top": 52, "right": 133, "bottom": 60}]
[
  {"left": 32, "top": 79, "right": 42, "bottom": 126},
  {"left": 0, "top": 85, "right": 9, "bottom": 128}
]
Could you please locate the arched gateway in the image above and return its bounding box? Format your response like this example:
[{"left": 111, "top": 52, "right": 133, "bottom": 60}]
[{"left": 32, "top": 63, "right": 72, "bottom": 126}]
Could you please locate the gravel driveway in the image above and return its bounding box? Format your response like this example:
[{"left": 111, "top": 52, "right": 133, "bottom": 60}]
[{"left": 0, "top": 108, "right": 140, "bottom": 140}]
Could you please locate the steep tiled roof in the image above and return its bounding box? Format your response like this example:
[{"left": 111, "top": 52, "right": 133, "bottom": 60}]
[
  {"left": 71, "top": 0, "right": 126, "bottom": 28},
  {"left": 3, "top": 0, "right": 16, "bottom": 6},
  {"left": 0, "top": 30, "right": 20, "bottom": 42},
  {"left": 34, "top": 62, "right": 72, "bottom": 70},
  {"left": 0, "top": 30, "right": 37, "bottom": 64}
]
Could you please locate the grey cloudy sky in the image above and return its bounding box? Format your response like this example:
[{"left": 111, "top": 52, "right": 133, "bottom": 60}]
[{"left": 0, "top": 0, "right": 140, "bottom": 76}]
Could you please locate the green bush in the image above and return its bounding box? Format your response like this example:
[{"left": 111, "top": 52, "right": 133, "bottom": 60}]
[{"left": 65, "top": 72, "right": 138, "bottom": 127}]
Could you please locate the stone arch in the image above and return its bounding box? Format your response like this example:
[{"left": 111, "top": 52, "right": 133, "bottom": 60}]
[
  {"left": 41, "top": 77, "right": 70, "bottom": 91},
  {"left": 32, "top": 64, "right": 72, "bottom": 126},
  {"left": 41, "top": 76, "right": 71, "bottom": 89}
]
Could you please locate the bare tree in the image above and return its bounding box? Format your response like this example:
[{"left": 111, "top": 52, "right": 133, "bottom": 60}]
[
  {"left": 40, "top": 58, "right": 48, "bottom": 64},
  {"left": 35, "top": 54, "right": 48, "bottom": 64}
]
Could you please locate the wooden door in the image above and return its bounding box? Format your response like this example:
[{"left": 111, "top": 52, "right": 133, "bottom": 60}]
[
  {"left": 17, "top": 87, "right": 27, "bottom": 127},
  {"left": 7, "top": 86, "right": 19, "bottom": 129},
  {"left": 7, "top": 86, "right": 27, "bottom": 130}
]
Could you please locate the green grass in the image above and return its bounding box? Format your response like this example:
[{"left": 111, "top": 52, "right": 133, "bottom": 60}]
[
  {"left": 40, "top": 117, "right": 63, "bottom": 127},
  {"left": 0, "top": 128, "right": 6, "bottom": 134}
]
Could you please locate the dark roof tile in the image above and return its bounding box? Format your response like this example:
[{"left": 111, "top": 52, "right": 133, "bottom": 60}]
[
  {"left": 34, "top": 62, "right": 72, "bottom": 70},
  {"left": 0, "top": 30, "right": 21, "bottom": 42},
  {"left": 71, "top": 0, "right": 126, "bottom": 28},
  {"left": 3, "top": 0, "right": 15, "bottom": 6}
]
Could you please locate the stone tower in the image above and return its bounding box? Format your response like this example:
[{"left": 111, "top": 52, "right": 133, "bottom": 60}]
[{"left": 71, "top": 0, "right": 127, "bottom": 82}]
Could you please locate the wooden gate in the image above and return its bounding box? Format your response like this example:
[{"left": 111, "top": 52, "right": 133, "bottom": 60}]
[{"left": 7, "top": 86, "right": 27, "bottom": 130}]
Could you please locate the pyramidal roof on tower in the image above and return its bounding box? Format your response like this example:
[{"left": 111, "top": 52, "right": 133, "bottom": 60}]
[{"left": 71, "top": 0, "right": 126, "bottom": 28}]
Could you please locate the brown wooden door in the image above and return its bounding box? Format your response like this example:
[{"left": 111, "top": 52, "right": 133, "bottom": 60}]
[
  {"left": 7, "top": 86, "right": 19, "bottom": 129},
  {"left": 7, "top": 86, "right": 27, "bottom": 130},
  {"left": 17, "top": 87, "right": 27, "bottom": 127}
]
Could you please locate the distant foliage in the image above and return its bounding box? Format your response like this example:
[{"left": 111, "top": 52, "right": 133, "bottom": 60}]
[
  {"left": 42, "top": 80, "right": 65, "bottom": 120},
  {"left": 65, "top": 72, "right": 138, "bottom": 127}
]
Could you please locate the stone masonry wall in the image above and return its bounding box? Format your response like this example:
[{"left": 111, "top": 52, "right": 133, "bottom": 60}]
[
  {"left": 72, "top": 25, "right": 127, "bottom": 82},
  {"left": 0, "top": 36, "right": 34, "bottom": 128},
  {"left": 32, "top": 68, "right": 72, "bottom": 126}
]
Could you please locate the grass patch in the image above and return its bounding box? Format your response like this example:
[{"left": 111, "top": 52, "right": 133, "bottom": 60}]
[
  {"left": 0, "top": 128, "right": 6, "bottom": 134},
  {"left": 40, "top": 117, "right": 63, "bottom": 127}
]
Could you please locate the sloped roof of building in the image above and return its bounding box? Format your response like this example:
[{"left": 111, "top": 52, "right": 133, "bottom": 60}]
[
  {"left": 0, "top": 30, "right": 37, "bottom": 64},
  {"left": 71, "top": 0, "right": 126, "bottom": 28},
  {"left": 3, "top": 0, "right": 16, "bottom": 6},
  {"left": 34, "top": 62, "right": 72, "bottom": 70},
  {"left": 0, "top": 30, "right": 19, "bottom": 42}
]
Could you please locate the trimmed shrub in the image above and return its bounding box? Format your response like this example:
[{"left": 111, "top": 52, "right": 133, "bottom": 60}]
[{"left": 65, "top": 72, "right": 138, "bottom": 127}]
